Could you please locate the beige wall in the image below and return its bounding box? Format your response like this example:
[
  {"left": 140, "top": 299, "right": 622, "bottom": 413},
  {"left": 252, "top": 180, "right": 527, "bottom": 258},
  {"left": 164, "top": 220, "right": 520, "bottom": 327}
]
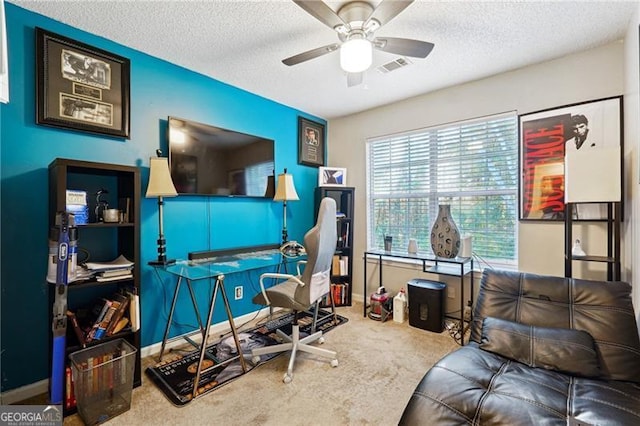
[
  {"left": 623, "top": 4, "right": 640, "bottom": 333},
  {"left": 328, "top": 41, "right": 633, "bottom": 314}
]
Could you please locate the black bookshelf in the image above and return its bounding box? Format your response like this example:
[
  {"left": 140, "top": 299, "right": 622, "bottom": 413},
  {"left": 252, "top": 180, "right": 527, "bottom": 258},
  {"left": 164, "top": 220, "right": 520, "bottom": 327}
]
[
  {"left": 47, "top": 158, "right": 141, "bottom": 416},
  {"left": 315, "top": 187, "right": 354, "bottom": 307}
]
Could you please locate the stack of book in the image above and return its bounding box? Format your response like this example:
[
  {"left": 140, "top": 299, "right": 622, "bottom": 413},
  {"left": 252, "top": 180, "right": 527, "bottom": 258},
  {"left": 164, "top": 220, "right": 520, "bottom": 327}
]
[
  {"left": 85, "top": 255, "right": 134, "bottom": 282},
  {"left": 319, "top": 283, "right": 349, "bottom": 306},
  {"left": 68, "top": 287, "right": 139, "bottom": 346}
]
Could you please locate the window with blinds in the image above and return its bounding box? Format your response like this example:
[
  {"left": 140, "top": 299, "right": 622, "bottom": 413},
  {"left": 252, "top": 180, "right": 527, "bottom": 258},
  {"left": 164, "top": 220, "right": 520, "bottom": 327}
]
[{"left": 366, "top": 112, "right": 519, "bottom": 266}]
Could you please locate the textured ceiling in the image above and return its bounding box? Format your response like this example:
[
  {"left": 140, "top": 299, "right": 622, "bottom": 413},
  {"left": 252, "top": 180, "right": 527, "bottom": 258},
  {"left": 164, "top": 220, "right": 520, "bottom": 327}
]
[{"left": 9, "top": 0, "right": 637, "bottom": 119}]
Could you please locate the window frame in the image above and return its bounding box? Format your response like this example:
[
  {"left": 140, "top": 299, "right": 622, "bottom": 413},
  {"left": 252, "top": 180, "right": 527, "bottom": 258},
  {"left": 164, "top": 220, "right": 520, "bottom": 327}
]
[{"left": 365, "top": 112, "right": 519, "bottom": 269}]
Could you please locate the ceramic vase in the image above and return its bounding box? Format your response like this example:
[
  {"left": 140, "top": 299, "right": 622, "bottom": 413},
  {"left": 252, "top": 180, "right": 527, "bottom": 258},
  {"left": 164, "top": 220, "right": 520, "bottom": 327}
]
[{"left": 430, "top": 204, "right": 461, "bottom": 258}]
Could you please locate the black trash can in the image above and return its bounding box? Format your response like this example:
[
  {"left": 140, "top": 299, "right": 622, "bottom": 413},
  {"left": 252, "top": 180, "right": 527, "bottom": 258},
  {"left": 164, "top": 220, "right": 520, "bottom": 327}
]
[{"left": 407, "top": 279, "right": 446, "bottom": 332}]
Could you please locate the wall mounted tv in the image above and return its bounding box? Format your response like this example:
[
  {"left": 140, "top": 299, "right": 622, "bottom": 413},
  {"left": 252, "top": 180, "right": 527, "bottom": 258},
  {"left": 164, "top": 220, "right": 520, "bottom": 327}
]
[{"left": 167, "top": 116, "right": 275, "bottom": 197}]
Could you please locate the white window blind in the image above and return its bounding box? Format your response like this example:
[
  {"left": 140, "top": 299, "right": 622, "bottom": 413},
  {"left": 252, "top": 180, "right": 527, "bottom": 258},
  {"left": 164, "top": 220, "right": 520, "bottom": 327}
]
[{"left": 366, "top": 112, "right": 518, "bottom": 266}]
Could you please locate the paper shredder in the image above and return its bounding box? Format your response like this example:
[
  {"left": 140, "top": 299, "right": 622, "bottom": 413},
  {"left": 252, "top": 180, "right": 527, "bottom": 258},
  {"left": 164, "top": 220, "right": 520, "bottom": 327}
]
[{"left": 407, "top": 279, "right": 446, "bottom": 332}]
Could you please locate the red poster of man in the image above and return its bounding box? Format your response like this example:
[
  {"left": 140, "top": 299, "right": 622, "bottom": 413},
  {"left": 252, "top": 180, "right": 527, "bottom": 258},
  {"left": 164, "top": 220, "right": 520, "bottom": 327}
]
[
  {"left": 521, "top": 114, "right": 569, "bottom": 220},
  {"left": 519, "top": 96, "right": 622, "bottom": 221}
]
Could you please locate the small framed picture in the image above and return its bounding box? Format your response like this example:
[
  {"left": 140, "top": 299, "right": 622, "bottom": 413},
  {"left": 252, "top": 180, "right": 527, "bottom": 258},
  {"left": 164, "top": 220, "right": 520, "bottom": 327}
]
[
  {"left": 298, "top": 117, "right": 325, "bottom": 167},
  {"left": 318, "top": 166, "right": 346, "bottom": 187},
  {"left": 36, "top": 27, "right": 131, "bottom": 138}
]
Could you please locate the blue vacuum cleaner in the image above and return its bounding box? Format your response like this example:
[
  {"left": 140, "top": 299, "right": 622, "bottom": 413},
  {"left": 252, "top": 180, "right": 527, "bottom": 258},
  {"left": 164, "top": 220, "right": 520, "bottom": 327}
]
[{"left": 49, "top": 211, "right": 75, "bottom": 405}]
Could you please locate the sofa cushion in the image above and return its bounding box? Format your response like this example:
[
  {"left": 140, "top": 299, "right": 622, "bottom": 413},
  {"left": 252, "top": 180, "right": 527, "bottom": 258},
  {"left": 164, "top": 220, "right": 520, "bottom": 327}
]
[
  {"left": 480, "top": 316, "right": 600, "bottom": 378},
  {"left": 469, "top": 269, "right": 640, "bottom": 383},
  {"left": 399, "top": 344, "right": 640, "bottom": 425}
]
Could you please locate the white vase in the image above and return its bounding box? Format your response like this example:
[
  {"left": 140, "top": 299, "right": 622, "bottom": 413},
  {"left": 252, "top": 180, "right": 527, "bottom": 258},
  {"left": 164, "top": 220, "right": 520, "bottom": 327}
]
[{"left": 408, "top": 238, "right": 418, "bottom": 254}]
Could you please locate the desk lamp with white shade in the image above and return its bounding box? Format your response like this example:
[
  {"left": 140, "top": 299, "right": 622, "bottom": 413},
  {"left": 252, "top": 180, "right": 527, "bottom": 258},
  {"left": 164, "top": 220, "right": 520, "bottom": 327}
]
[
  {"left": 147, "top": 150, "right": 178, "bottom": 266},
  {"left": 274, "top": 168, "right": 299, "bottom": 245}
]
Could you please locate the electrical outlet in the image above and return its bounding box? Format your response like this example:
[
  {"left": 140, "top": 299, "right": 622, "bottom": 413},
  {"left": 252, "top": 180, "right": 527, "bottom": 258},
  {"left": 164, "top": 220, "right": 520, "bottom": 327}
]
[
  {"left": 234, "top": 286, "right": 243, "bottom": 300},
  {"left": 448, "top": 286, "right": 455, "bottom": 299}
]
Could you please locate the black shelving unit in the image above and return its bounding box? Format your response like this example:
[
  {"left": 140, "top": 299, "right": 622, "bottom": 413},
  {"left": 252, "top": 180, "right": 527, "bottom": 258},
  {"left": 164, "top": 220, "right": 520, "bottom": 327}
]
[
  {"left": 48, "top": 158, "right": 141, "bottom": 416},
  {"left": 315, "top": 186, "right": 354, "bottom": 307},
  {"left": 564, "top": 201, "right": 621, "bottom": 281}
]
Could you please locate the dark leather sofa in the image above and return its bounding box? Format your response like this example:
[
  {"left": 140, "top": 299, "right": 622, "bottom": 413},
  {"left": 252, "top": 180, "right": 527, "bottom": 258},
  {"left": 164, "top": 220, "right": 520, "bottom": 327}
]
[{"left": 400, "top": 269, "right": 640, "bottom": 425}]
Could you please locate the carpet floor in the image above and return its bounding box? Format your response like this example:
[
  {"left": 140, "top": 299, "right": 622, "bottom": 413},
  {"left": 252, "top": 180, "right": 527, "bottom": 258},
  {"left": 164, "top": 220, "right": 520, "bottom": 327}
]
[
  {"left": 63, "top": 302, "right": 459, "bottom": 425},
  {"left": 145, "top": 309, "right": 348, "bottom": 405}
]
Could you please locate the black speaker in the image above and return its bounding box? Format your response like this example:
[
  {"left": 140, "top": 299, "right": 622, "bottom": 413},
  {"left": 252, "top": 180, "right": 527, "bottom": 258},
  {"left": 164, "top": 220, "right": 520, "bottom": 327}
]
[{"left": 407, "top": 279, "right": 446, "bottom": 333}]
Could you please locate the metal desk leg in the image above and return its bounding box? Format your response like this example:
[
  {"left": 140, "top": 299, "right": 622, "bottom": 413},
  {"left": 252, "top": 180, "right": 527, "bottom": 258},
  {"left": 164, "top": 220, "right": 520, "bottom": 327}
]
[
  {"left": 218, "top": 276, "right": 248, "bottom": 373},
  {"left": 159, "top": 275, "right": 184, "bottom": 361},
  {"left": 185, "top": 278, "right": 205, "bottom": 333},
  {"left": 192, "top": 276, "right": 221, "bottom": 400},
  {"left": 363, "top": 254, "right": 367, "bottom": 317},
  {"left": 460, "top": 263, "right": 465, "bottom": 346}
]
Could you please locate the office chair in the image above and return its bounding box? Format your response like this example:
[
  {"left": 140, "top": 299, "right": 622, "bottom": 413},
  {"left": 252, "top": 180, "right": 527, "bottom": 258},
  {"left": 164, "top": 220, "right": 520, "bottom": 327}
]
[{"left": 251, "top": 197, "right": 339, "bottom": 383}]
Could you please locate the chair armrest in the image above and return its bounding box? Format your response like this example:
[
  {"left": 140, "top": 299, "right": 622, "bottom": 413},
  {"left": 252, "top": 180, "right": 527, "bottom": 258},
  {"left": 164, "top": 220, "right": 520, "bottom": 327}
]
[
  {"left": 296, "top": 260, "right": 307, "bottom": 276},
  {"left": 258, "top": 273, "right": 305, "bottom": 305}
]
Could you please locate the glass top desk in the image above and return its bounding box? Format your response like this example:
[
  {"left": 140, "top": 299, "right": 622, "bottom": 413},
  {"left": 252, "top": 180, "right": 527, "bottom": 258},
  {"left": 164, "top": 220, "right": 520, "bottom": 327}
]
[
  {"left": 155, "top": 247, "right": 301, "bottom": 400},
  {"left": 363, "top": 249, "right": 474, "bottom": 345}
]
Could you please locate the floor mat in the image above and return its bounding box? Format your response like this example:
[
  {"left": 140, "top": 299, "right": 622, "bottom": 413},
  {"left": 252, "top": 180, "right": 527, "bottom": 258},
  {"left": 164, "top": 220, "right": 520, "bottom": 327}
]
[{"left": 145, "top": 309, "right": 348, "bottom": 405}]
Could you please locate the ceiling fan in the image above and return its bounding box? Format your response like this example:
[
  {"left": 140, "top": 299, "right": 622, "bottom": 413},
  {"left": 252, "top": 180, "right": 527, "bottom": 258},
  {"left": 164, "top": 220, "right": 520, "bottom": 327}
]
[{"left": 283, "top": 0, "right": 434, "bottom": 87}]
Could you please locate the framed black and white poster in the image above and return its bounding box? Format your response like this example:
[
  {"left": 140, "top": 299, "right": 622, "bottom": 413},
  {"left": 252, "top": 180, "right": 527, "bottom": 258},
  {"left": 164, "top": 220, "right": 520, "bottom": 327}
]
[
  {"left": 519, "top": 96, "right": 622, "bottom": 221},
  {"left": 298, "top": 116, "right": 325, "bottom": 167},
  {"left": 36, "top": 27, "right": 130, "bottom": 138}
]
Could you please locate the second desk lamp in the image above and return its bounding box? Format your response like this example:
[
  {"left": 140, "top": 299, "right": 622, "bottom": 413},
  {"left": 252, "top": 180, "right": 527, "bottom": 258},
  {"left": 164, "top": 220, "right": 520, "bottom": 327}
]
[{"left": 274, "top": 168, "right": 299, "bottom": 245}]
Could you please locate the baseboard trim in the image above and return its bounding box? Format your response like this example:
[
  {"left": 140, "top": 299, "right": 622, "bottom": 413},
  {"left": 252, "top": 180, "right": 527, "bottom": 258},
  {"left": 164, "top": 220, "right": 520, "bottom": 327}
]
[
  {"left": 1, "top": 307, "right": 279, "bottom": 404},
  {"left": 0, "top": 379, "right": 49, "bottom": 405}
]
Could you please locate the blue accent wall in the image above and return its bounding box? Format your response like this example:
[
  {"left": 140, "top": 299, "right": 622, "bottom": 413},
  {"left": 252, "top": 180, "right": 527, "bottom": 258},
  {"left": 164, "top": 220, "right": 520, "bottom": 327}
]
[{"left": 0, "top": 4, "right": 326, "bottom": 392}]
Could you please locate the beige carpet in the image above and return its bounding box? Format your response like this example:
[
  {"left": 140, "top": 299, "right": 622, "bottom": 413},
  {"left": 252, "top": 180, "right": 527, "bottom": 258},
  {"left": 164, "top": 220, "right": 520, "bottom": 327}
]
[{"left": 64, "top": 303, "right": 459, "bottom": 425}]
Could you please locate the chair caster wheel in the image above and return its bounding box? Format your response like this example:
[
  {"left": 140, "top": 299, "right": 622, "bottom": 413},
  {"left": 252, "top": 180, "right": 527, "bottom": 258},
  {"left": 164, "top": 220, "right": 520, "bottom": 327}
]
[
  {"left": 331, "top": 359, "right": 338, "bottom": 368},
  {"left": 252, "top": 356, "right": 261, "bottom": 365},
  {"left": 318, "top": 336, "right": 325, "bottom": 344},
  {"left": 283, "top": 373, "right": 292, "bottom": 384}
]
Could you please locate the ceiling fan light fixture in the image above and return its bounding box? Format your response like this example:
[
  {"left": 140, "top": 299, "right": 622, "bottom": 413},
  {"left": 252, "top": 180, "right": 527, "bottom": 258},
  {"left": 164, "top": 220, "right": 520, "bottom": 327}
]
[{"left": 340, "top": 38, "right": 372, "bottom": 73}]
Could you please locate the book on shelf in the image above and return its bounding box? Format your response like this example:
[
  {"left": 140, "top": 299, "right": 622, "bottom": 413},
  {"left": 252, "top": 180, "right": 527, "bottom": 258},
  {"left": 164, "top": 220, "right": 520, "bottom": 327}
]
[
  {"left": 106, "top": 293, "right": 130, "bottom": 336},
  {"left": 66, "top": 310, "right": 87, "bottom": 348},
  {"left": 339, "top": 256, "right": 349, "bottom": 275},
  {"left": 332, "top": 283, "right": 341, "bottom": 305},
  {"left": 65, "top": 366, "right": 76, "bottom": 410},
  {"left": 319, "top": 283, "right": 349, "bottom": 306},
  {"left": 99, "top": 267, "right": 134, "bottom": 278},
  {"left": 342, "top": 220, "right": 350, "bottom": 246},
  {"left": 86, "top": 299, "right": 113, "bottom": 342},
  {"left": 93, "top": 299, "right": 123, "bottom": 340},
  {"left": 66, "top": 189, "right": 88, "bottom": 225},
  {"left": 128, "top": 288, "right": 140, "bottom": 332},
  {"left": 84, "top": 299, "right": 110, "bottom": 342},
  {"left": 118, "top": 197, "right": 131, "bottom": 223},
  {"left": 332, "top": 255, "right": 341, "bottom": 274},
  {"left": 330, "top": 255, "right": 349, "bottom": 276},
  {"left": 85, "top": 255, "right": 134, "bottom": 272},
  {"left": 96, "top": 272, "right": 134, "bottom": 282}
]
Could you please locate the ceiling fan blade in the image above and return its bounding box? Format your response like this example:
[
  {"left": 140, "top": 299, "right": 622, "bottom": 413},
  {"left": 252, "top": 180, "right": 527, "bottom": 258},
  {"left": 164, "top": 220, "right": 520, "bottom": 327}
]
[
  {"left": 293, "top": 1, "right": 346, "bottom": 30},
  {"left": 282, "top": 43, "right": 340, "bottom": 66},
  {"left": 365, "top": 0, "right": 414, "bottom": 27},
  {"left": 374, "top": 37, "right": 434, "bottom": 58},
  {"left": 347, "top": 72, "right": 363, "bottom": 88}
]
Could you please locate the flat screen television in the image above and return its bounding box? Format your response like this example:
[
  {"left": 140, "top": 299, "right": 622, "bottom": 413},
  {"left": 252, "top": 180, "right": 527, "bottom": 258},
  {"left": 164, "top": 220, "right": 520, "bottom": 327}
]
[{"left": 167, "top": 116, "right": 275, "bottom": 197}]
